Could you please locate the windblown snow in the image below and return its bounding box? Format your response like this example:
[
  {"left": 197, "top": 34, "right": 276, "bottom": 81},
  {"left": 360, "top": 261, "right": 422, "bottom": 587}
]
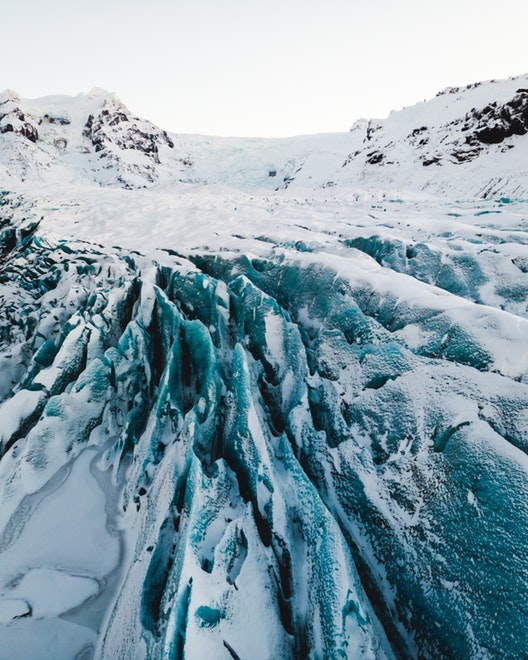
[{"left": 1, "top": 74, "right": 528, "bottom": 659}]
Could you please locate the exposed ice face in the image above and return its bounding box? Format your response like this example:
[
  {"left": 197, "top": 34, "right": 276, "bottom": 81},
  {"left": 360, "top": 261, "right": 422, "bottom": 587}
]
[{"left": 1, "top": 181, "right": 528, "bottom": 659}]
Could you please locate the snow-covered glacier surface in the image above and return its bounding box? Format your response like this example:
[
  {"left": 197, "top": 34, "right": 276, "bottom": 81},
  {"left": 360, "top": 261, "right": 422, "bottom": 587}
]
[{"left": 1, "top": 76, "right": 528, "bottom": 659}]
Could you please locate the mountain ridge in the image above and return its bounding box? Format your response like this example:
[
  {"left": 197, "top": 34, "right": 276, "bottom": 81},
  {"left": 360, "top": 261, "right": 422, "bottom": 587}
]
[{"left": 1, "top": 73, "right": 528, "bottom": 196}]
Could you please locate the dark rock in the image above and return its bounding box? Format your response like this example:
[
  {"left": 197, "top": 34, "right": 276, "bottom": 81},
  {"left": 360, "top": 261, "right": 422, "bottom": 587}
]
[
  {"left": 422, "top": 157, "right": 441, "bottom": 166},
  {"left": 41, "top": 113, "right": 71, "bottom": 126},
  {"left": 452, "top": 148, "right": 480, "bottom": 163},
  {"left": 20, "top": 123, "right": 38, "bottom": 143},
  {"left": 162, "top": 131, "right": 174, "bottom": 148},
  {"left": 468, "top": 91, "right": 528, "bottom": 145},
  {"left": 366, "top": 151, "right": 384, "bottom": 165},
  {"left": 477, "top": 125, "right": 507, "bottom": 144},
  {"left": 109, "top": 112, "right": 129, "bottom": 127},
  {"left": 0, "top": 121, "right": 38, "bottom": 142},
  {"left": 511, "top": 118, "right": 527, "bottom": 135},
  {"left": 82, "top": 114, "right": 94, "bottom": 138}
]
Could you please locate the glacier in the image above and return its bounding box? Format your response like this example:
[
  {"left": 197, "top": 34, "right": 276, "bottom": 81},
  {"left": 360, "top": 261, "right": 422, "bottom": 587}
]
[{"left": 1, "top": 75, "right": 528, "bottom": 659}]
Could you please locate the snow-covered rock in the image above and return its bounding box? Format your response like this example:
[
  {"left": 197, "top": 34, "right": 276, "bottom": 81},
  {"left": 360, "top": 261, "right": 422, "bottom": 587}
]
[{"left": 1, "top": 74, "right": 528, "bottom": 197}]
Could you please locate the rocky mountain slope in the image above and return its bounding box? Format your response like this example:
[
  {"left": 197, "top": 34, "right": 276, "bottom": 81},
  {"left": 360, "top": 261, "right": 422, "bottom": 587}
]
[
  {"left": 1, "top": 74, "right": 528, "bottom": 196},
  {"left": 1, "top": 76, "right": 528, "bottom": 659}
]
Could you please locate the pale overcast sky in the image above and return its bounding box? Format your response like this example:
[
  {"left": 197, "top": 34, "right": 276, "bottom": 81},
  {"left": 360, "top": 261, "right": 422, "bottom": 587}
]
[{"left": 3, "top": 0, "right": 528, "bottom": 136}]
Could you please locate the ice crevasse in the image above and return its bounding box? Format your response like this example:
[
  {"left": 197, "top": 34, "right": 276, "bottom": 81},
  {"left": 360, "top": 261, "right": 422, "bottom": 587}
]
[{"left": 1, "top": 202, "right": 528, "bottom": 659}]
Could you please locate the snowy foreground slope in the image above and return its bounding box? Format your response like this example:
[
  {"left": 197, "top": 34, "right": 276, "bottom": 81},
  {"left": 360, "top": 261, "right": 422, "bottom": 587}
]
[{"left": 1, "top": 76, "right": 528, "bottom": 659}]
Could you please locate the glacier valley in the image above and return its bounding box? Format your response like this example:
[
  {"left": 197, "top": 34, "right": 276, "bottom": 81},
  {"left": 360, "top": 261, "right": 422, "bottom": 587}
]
[{"left": 1, "top": 76, "right": 528, "bottom": 659}]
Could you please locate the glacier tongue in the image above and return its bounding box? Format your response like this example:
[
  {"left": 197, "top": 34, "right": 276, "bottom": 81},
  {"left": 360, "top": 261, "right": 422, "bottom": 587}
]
[{"left": 1, "top": 185, "right": 528, "bottom": 659}]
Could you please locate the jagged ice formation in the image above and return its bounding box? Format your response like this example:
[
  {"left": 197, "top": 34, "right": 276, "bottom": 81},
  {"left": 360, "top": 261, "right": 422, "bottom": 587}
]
[{"left": 1, "top": 75, "right": 528, "bottom": 659}]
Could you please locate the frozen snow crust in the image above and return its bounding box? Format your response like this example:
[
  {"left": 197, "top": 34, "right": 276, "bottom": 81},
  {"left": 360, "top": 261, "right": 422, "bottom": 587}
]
[{"left": 1, "top": 75, "right": 528, "bottom": 659}]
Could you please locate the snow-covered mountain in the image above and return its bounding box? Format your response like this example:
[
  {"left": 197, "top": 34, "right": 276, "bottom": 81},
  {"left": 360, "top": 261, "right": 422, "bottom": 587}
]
[
  {"left": 1, "top": 76, "right": 528, "bottom": 659},
  {"left": 1, "top": 74, "right": 528, "bottom": 196}
]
